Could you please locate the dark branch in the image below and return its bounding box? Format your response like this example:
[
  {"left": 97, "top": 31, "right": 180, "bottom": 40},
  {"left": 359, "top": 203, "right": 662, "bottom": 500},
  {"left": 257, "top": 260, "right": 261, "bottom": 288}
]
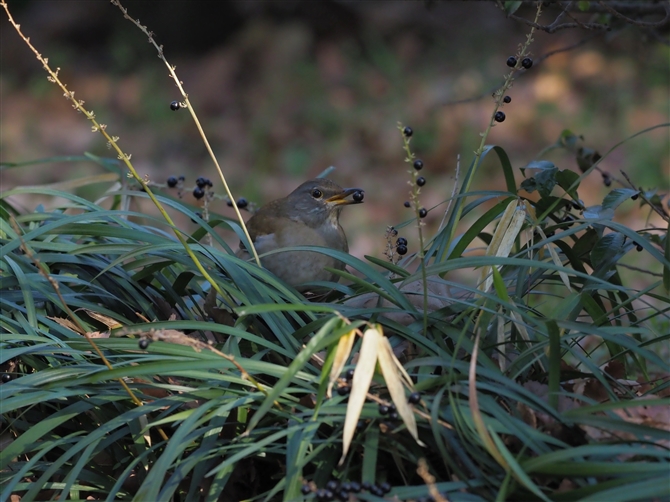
[{"left": 598, "top": 0, "right": 670, "bottom": 29}]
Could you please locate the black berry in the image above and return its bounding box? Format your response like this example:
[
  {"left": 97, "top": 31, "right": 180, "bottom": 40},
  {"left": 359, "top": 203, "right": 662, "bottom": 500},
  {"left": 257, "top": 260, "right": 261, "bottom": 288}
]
[
  {"left": 389, "top": 227, "right": 398, "bottom": 237},
  {"left": 301, "top": 484, "right": 312, "bottom": 495},
  {"left": 345, "top": 368, "right": 355, "bottom": 380},
  {"left": 1, "top": 373, "right": 11, "bottom": 383},
  {"left": 337, "top": 385, "right": 350, "bottom": 396},
  {"left": 408, "top": 391, "right": 421, "bottom": 404},
  {"left": 636, "top": 243, "right": 643, "bottom": 252},
  {"left": 326, "top": 480, "right": 339, "bottom": 492},
  {"left": 193, "top": 187, "right": 205, "bottom": 200},
  {"left": 521, "top": 57, "right": 533, "bottom": 69},
  {"left": 403, "top": 126, "right": 413, "bottom": 138},
  {"left": 506, "top": 56, "right": 517, "bottom": 67},
  {"left": 356, "top": 420, "right": 366, "bottom": 431},
  {"left": 353, "top": 191, "right": 364, "bottom": 202},
  {"left": 602, "top": 174, "right": 612, "bottom": 187},
  {"left": 378, "top": 404, "right": 390, "bottom": 415},
  {"left": 413, "top": 159, "right": 424, "bottom": 170},
  {"left": 495, "top": 111, "right": 506, "bottom": 123},
  {"left": 404, "top": 201, "right": 411, "bottom": 208},
  {"left": 389, "top": 411, "right": 399, "bottom": 421},
  {"left": 379, "top": 481, "right": 392, "bottom": 494},
  {"left": 178, "top": 175, "right": 185, "bottom": 182},
  {"left": 361, "top": 481, "right": 372, "bottom": 491},
  {"left": 572, "top": 200, "right": 583, "bottom": 210},
  {"left": 503, "top": 95, "right": 511, "bottom": 103},
  {"left": 418, "top": 208, "right": 427, "bottom": 218},
  {"left": 416, "top": 176, "right": 426, "bottom": 187},
  {"left": 396, "top": 237, "right": 408, "bottom": 246},
  {"left": 138, "top": 339, "right": 150, "bottom": 350},
  {"left": 631, "top": 193, "right": 639, "bottom": 200},
  {"left": 170, "top": 100, "right": 180, "bottom": 111},
  {"left": 166, "top": 176, "right": 178, "bottom": 188},
  {"left": 340, "top": 482, "right": 351, "bottom": 493},
  {"left": 337, "top": 490, "right": 349, "bottom": 500},
  {"left": 349, "top": 482, "right": 361, "bottom": 493},
  {"left": 236, "top": 197, "right": 248, "bottom": 209},
  {"left": 191, "top": 211, "right": 202, "bottom": 223},
  {"left": 196, "top": 177, "right": 207, "bottom": 188},
  {"left": 370, "top": 485, "right": 385, "bottom": 497},
  {"left": 396, "top": 245, "right": 408, "bottom": 256}
]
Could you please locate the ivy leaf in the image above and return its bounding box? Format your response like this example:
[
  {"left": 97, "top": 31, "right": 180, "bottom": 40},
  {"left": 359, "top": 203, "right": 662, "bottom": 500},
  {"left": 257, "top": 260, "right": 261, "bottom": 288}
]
[
  {"left": 556, "top": 169, "right": 580, "bottom": 199},
  {"left": 520, "top": 177, "right": 537, "bottom": 194},
  {"left": 521, "top": 160, "right": 556, "bottom": 177},
  {"left": 591, "top": 232, "right": 626, "bottom": 274},
  {"left": 534, "top": 167, "right": 558, "bottom": 198},
  {"left": 583, "top": 205, "right": 615, "bottom": 221},
  {"left": 573, "top": 228, "right": 598, "bottom": 262},
  {"left": 602, "top": 188, "right": 638, "bottom": 211}
]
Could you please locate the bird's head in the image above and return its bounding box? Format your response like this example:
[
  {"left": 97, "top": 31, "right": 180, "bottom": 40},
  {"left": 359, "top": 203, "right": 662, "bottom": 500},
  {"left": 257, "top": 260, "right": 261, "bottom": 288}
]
[{"left": 284, "top": 179, "right": 364, "bottom": 228}]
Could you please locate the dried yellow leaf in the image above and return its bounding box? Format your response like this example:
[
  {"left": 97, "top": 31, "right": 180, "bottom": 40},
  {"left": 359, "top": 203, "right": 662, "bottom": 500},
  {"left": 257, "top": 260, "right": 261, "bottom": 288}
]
[
  {"left": 340, "top": 326, "right": 381, "bottom": 464},
  {"left": 327, "top": 329, "right": 357, "bottom": 398}
]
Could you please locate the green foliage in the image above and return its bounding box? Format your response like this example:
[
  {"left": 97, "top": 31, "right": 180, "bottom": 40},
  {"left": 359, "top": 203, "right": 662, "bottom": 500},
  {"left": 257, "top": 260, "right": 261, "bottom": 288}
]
[
  {"left": 2, "top": 2, "right": 669, "bottom": 500},
  {"left": 2, "top": 121, "right": 669, "bottom": 501}
]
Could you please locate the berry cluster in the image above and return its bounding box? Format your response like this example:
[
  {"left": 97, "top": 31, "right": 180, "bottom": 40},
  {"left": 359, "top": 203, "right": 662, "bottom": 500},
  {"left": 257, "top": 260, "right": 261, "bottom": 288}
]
[
  {"left": 506, "top": 56, "right": 533, "bottom": 69},
  {"left": 396, "top": 236, "right": 408, "bottom": 256},
  {"left": 400, "top": 129, "right": 429, "bottom": 219},
  {"left": 385, "top": 226, "right": 409, "bottom": 261},
  {"left": 336, "top": 368, "right": 355, "bottom": 395},
  {"left": 165, "top": 175, "right": 216, "bottom": 203},
  {"left": 496, "top": 55, "right": 533, "bottom": 124},
  {"left": 301, "top": 479, "right": 392, "bottom": 500}
]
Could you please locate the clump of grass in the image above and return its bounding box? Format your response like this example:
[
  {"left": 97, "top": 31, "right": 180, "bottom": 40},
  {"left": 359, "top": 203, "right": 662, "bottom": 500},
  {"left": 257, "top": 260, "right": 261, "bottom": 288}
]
[{"left": 1, "top": 1, "right": 669, "bottom": 501}]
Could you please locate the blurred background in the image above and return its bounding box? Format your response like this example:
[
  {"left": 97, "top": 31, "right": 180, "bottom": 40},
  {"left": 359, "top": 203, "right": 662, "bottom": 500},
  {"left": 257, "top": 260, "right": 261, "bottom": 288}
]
[{"left": 1, "top": 0, "right": 668, "bottom": 262}]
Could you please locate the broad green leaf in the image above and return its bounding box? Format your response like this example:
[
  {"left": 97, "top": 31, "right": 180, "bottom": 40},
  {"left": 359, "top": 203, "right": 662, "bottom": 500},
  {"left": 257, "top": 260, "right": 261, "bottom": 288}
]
[
  {"left": 602, "top": 188, "right": 639, "bottom": 211},
  {"left": 591, "top": 232, "right": 625, "bottom": 270}
]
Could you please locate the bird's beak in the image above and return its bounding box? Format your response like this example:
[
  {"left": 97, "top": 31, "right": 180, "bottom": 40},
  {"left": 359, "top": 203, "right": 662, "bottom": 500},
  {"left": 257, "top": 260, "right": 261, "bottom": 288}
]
[{"left": 325, "top": 188, "right": 364, "bottom": 205}]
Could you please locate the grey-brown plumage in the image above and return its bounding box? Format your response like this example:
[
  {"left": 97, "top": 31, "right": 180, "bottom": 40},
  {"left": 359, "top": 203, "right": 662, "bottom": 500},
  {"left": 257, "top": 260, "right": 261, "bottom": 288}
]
[{"left": 237, "top": 179, "right": 363, "bottom": 289}]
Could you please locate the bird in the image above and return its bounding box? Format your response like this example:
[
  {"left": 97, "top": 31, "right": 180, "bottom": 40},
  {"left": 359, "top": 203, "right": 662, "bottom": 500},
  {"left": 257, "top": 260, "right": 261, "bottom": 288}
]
[{"left": 237, "top": 179, "right": 364, "bottom": 289}]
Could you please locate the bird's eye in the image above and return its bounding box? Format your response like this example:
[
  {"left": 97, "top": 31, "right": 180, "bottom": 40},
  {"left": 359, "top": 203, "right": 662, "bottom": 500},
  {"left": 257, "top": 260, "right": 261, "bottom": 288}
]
[{"left": 311, "top": 189, "right": 323, "bottom": 199}]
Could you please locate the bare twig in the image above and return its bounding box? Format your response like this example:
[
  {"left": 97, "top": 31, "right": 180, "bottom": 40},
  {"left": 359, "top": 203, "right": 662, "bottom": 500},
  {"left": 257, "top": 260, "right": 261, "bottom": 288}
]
[{"left": 598, "top": 0, "right": 670, "bottom": 29}]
